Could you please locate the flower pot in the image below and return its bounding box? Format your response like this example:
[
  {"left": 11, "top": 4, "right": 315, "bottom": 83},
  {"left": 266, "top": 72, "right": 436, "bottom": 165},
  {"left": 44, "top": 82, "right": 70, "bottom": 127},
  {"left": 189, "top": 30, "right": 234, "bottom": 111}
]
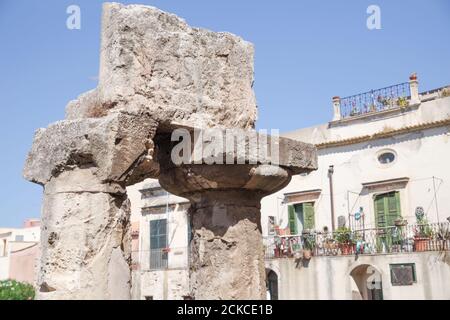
[
  {"left": 303, "top": 249, "right": 312, "bottom": 260},
  {"left": 394, "top": 219, "right": 407, "bottom": 227},
  {"left": 340, "top": 243, "right": 355, "bottom": 255},
  {"left": 414, "top": 237, "right": 430, "bottom": 252}
]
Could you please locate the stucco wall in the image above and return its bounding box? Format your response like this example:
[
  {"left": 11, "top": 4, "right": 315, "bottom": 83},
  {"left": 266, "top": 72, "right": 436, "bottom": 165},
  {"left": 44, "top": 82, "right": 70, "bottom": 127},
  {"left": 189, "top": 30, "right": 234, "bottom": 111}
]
[
  {"left": 8, "top": 244, "right": 39, "bottom": 285},
  {"left": 138, "top": 269, "right": 189, "bottom": 300},
  {"left": 266, "top": 251, "right": 450, "bottom": 300}
]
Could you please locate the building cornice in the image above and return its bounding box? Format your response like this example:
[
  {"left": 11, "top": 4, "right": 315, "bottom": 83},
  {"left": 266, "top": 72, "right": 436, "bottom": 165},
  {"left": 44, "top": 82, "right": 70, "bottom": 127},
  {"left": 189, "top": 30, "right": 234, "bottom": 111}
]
[{"left": 316, "top": 118, "right": 450, "bottom": 149}]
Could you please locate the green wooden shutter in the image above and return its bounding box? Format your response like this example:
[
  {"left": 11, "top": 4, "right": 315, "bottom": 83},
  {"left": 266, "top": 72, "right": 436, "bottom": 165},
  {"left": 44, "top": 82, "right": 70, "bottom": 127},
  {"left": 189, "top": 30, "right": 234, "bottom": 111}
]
[
  {"left": 288, "top": 205, "right": 298, "bottom": 235},
  {"left": 374, "top": 195, "right": 386, "bottom": 228},
  {"left": 386, "top": 192, "right": 401, "bottom": 226},
  {"left": 303, "top": 202, "right": 315, "bottom": 230}
]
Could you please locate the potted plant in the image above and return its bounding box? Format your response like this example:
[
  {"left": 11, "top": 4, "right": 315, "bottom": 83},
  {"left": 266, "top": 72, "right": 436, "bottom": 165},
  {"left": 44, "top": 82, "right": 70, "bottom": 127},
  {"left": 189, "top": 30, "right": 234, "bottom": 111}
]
[
  {"left": 440, "top": 88, "right": 450, "bottom": 98},
  {"left": 394, "top": 218, "right": 408, "bottom": 227},
  {"left": 436, "top": 223, "right": 450, "bottom": 251},
  {"left": 334, "top": 227, "right": 355, "bottom": 255},
  {"left": 302, "top": 233, "right": 315, "bottom": 260},
  {"left": 396, "top": 97, "right": 409, "bottom": 108},
  {"left": 414, "top": 219, "right": 433, "bottom": 252}
]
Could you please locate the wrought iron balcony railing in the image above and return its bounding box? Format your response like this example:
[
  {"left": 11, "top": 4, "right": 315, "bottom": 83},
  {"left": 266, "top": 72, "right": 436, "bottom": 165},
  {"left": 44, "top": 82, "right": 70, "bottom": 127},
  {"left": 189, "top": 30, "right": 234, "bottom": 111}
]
[
  {"left": 340, "top": 82, "right": 411, "bottom": 119},
  {"left": 264, "top": 222, "right": 450, "bottom": 259},
  {"left": 131, "top": 247, "right": 189, "bottom": 271}
]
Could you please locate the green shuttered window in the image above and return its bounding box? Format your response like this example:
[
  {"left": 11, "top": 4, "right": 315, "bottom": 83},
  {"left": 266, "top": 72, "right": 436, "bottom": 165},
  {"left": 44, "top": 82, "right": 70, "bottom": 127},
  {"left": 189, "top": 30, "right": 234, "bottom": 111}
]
[
  {"left": 287, "top": 202, "right": 315, "bottom": 235},
  {"left": 374, "top": 191, "right": 401, "bottom": 228}
]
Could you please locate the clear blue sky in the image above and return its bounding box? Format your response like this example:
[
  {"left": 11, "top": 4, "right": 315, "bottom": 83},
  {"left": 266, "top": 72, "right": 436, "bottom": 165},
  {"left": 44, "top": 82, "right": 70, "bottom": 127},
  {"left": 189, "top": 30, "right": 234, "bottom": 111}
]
[{"left": 0, "top": 0, "right": 449, "bottom": 227}]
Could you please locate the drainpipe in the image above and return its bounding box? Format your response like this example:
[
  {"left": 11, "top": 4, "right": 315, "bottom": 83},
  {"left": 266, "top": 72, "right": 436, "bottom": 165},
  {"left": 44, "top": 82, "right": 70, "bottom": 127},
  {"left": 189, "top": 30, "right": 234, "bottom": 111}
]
[{"left": 328, "top": 165, "right": 336, "bottom": 231}]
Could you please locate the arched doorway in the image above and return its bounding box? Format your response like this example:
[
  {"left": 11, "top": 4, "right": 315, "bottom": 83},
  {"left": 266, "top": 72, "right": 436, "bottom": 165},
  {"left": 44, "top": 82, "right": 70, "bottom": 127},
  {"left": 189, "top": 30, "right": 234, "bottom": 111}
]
[
  {"left": 350, "top": 264, "right": 383, "bottom": 300},
  {"left": 266, "top": 269, "right": 278, "bottom": 300}
]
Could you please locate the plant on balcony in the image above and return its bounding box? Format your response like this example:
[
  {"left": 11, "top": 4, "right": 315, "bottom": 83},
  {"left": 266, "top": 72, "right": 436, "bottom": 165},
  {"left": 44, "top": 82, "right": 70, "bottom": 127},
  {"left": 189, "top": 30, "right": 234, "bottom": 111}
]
[
  {"left": 378, "top": 96, "right": 393, "bottom": 109},
  {"left": 394, "top": 218, "right": 408, "bottom": 227},
  {"left": 0, "top": 280, "right": 35, "bottom": 300},
  {"left": 440, "top": 88, "right": 450, "bottom": 98},
  {"left": 414, "top": 217, "right": 433, "bottom": 252},
  {"left": 435, "top": 224, "right": 450, "bottom": 250},
  {"left": 396, "top": 97, "right": 409, "bottom": 108},
  {"left": 302, "top": 233, "right": 316, "bottom": 260},
  {"left": 334, "top": 227, "right": 355, "bottom": 255}
]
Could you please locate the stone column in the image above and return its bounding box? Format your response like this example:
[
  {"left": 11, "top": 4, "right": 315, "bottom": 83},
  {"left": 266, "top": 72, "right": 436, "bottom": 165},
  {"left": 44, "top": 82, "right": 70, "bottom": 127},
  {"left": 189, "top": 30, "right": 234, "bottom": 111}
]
[
  {"left": 188, "top": 190, "right": 265, "bottom": 299},
  {"left": 23, "top": 112, "right": 157, "bottom": 300},
  {"left": 159, "top": 165, "right": 289, "bottom": 300},
  {"left": 38, "top": 168, "right": 131, "bottom": 299},
  {"left": 157, "top": 126, "right": 317, "bottom": 299}
]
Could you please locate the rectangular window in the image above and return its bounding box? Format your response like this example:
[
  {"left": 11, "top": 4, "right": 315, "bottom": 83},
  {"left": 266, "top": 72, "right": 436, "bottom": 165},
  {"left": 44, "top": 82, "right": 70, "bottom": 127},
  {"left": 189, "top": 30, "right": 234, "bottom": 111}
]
[
  {"left": 15, "top": 235, "right": 24, "bottom": 242},
  {"left": 289, "top": 202, "right": 315, "bottom": 235},
  {"left": 150, "top": 219, "right": 168, "bottom": 269},
  {"left": 390, "top": 263, "right": 416, "bottom": 286}
]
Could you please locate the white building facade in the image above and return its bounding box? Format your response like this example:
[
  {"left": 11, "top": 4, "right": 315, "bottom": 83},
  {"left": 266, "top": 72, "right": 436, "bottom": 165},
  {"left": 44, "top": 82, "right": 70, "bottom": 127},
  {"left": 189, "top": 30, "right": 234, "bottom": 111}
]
[
  {"left": 128, "top": 181, "right": 190, "bottom": 300},
  {"left": 131, "top": 76, "right": 450, "bottom": 300},
  {"left": 262, "top": 76, "right": 450, "bottom": 300}
]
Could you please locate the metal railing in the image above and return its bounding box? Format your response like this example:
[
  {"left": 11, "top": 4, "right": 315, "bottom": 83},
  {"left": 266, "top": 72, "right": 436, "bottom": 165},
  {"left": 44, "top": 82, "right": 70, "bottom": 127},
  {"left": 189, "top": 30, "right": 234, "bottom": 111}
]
[
  {"left": 340, "top": 82, "right": 411, "bottom": 119},
  {"left": 264, "top": 222, "right": 450, "bottom": 259},
  {"left": 131, "top": 247, "right": 189, "bottom": 271}
]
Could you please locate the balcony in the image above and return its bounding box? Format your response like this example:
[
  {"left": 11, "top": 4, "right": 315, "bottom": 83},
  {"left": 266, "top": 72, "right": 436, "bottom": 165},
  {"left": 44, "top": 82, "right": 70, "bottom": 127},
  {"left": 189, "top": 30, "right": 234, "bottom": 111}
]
[
  {"left": 264, "top": 222, "right": 450, "bottom": 259},
  {"left": 132, "top": 247, "right": 189, "bottom": 271},
  {"left": 339, "top": 82, "right": 411, "bottom": 119}
]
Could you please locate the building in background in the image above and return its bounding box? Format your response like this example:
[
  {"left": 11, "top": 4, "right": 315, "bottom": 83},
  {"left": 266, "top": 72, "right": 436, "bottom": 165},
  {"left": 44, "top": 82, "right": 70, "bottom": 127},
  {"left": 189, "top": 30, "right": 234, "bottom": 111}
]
[
  {"left": 0, "top": 219, "right": 40, "bottom": 284},
  {"left": 262, "top": 75, "right": 450, "bottom": 300},
  {"left": 127, "top": 180, "right": 190, "bottom": 300},
  {"left": 130, "top": 75, "right": 450, "bottom": 300}
]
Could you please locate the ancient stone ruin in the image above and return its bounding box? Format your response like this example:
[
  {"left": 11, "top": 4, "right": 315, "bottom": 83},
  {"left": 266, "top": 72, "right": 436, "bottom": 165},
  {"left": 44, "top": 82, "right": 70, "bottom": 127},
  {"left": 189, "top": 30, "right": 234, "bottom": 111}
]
[{"left": 23, "top": 3, "right": 317, "bottom": 299}]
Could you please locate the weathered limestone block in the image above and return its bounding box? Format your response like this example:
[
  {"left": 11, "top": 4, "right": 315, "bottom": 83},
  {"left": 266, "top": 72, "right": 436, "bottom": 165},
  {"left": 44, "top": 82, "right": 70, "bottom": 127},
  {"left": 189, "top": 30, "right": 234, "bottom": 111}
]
[
  {"left": 24, "top": 111, "right": 158, "bottom": 185},
  {"left": 66, "top": 3, "right": 257, "bottom": 130}
]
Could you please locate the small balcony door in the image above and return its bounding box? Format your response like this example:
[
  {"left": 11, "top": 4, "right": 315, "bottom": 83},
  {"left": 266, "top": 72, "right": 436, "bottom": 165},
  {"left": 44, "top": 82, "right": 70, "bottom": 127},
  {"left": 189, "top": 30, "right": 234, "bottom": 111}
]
[
  {"left": 150, "top": 219, "right": 168, "bottom": 270},
  {"left": 374, "top": 191, "right": 402, "bottom": 251}
]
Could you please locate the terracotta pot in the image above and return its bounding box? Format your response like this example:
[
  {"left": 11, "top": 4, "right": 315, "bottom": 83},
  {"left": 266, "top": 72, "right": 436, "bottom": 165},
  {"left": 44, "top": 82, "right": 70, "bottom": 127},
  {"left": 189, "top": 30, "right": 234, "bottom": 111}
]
[
  {"left": 394, "top": 219, "right": 407, "bottom": 227},
  {"left": 340, "top": 244, "right": 355, "bottom": 255},
  {"left": 414, "top": 237, "right": 430, "bottom": 252},
  {"left": 303, "top": 249, "right": 312, "bottom": 260}
]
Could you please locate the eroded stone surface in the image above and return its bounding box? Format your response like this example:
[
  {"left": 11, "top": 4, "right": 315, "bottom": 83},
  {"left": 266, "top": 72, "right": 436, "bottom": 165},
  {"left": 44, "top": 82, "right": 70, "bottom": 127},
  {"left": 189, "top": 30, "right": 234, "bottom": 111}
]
[
  {"left": 66, "top": 3, "right": 257, "bottom": 130},
  {"left": 189, "top": 193, "right": 265, "bottom": 299},
  {"left": 37, "top": 168, "right": 131, "bottom": 300},
  {"left": 24, "top": 111, "right": 158, "bottom": 185}
]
